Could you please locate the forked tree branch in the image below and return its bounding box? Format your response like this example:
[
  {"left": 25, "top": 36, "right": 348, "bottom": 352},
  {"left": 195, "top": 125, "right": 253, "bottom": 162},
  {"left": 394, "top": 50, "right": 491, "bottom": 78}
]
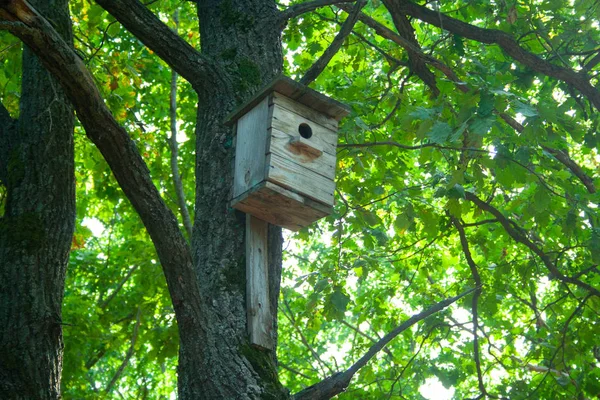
[
  {"left": 337, "top": 3, "right": 469, "bottom": 93},
  {"left": 279, "top": 0, "right": 356, "bottom": 23},
  {"left": 335, "top": 7, "right": 596, "bottom": 194},
  {"left": 465, "top": 192, "right": 600, "bottom": 297},
  {"left": 391, "top": 0, "right": 600, "bottom": 110},
  {"left": 0, "top": 0, "right": 203, "bottom": 329},
  {"left": 300, "top": 0, "right": 366, "bottom": 86},
  {"left": 95, "top": 0, "right": 221, "bottom": 89},
  {"left": 292, "top": 288, "right": 475, "bottom": 400},
  {"left": 382, "top": 0, "right": 439, "bottom": 96}
]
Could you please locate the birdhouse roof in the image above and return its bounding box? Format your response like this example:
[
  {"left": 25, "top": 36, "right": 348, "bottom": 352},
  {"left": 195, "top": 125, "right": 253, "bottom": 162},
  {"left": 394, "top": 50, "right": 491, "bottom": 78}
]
[{"left": 225, "top": 75, "right": 351, "bottom": 125}]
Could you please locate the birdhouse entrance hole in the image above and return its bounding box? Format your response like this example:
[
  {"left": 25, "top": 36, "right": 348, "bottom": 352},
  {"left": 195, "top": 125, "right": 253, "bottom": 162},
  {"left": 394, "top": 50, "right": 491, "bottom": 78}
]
[{"left": 298, "top": 123, "right": 312, "bottom": 139}]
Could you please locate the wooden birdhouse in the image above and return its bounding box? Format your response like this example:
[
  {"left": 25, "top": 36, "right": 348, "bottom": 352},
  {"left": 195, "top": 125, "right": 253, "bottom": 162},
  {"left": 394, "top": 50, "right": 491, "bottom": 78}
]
[{"left": 227, "top": 76, "right": 350, "bottom": 231}]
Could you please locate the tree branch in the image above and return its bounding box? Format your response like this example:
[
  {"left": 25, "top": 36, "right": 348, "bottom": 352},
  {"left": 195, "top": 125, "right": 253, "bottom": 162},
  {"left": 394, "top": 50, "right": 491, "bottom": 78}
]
[
  {"left": 279, "top": 0, "right": 356, "bottom": 23},
  {"left": 497, "top": 113, "right": 596, "bottom": 194},
  {"left": 105, "top": 307, "right": 142, "bottom": 394},
  {"left": 283, "top": 299, "right": 334, "bottom": 375},
  {"left": 338, "top": 3, "right": 469, "bottom": 93},
  {"left": 465, "top": 192, "right": 600, "bottom": 297},
  {"left": 382, "top": 0, "right": 439, "bottom": 96},
  {"left": 168, "top": 10, "right": 193, "bottom": 239},
  {"left": 391, "top": 0, "right": 600, "bottom": 110},
  {"left": 300, "top": 0, "right": 366, "bottom": 86},
  {"left": 334, "top": 12, "right": 597, "bottom": 194},
  {"left": 541, "top": 146, "right": 596, "bottom": 194},
  {"left": 94, "top": 0, "right": 221, "bottom": 89},
  {"left": 99, "top": 264, "right": 139, "bottom": 310},
  {"left": 0, "top": 0, "right": 203, "bottom": 329},
  {"left": 292, "top": 288, "right": 475, "bottom": 400},
  {"left": 451, "top": 217, "right": 491, "bottom": 398},
  {"left": 339, "top": 320, "right": 394, "bottom": 359}
]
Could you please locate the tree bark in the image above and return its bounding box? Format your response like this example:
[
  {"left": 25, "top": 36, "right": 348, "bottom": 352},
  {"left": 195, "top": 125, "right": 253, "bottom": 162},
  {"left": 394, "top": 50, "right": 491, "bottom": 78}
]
[
  {"left": 0, "top": 0, "right": 74, "bottom": 397},
  {"left": 174, "top": 1, "right": 288, "bottom": 398}
]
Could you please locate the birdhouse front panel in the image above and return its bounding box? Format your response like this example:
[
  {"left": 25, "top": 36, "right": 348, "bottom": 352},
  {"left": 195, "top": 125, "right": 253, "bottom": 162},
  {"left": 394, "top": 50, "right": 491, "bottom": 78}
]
[{"left": 229, "top": 76, "right": 350, "bottom": 230}]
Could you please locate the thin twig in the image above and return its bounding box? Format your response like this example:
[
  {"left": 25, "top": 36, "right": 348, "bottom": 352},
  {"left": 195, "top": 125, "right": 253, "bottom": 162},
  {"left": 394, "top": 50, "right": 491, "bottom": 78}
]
[
  {"left": 451, "top": 217, "right": 494, "bottom": 398},
  {"left": 105, "top": 307, "right": 142, "bottom": 394}
]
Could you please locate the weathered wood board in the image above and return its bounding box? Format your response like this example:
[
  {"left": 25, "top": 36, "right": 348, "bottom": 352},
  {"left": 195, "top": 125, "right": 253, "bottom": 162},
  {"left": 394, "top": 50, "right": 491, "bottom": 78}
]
[
  {"left": 270, "top": 104, "right": 338, "bottom": 155},
  {"left": 232, "top": 182, "right": 331, "bottom": 231},
  {"left": 233, "top": 97, "right": 270, "bottom": 199},
  {"left": 246, "top": 215, "right": 273, "bottom": 350},
  {"left": 266, "top": 152, "right": 335, "bottom": 205},
  {"left": 271, "top": 92, "right": 339, "bottom": 131},
  {"left": 268, "top": 128, "right": 336, "bottom": 180}
]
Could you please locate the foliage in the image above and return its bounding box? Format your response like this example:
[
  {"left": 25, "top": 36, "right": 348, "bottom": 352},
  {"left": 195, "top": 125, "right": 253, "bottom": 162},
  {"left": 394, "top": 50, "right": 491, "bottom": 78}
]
[{"left": 1, "top": 0, "right": 599, "bottom": 398}]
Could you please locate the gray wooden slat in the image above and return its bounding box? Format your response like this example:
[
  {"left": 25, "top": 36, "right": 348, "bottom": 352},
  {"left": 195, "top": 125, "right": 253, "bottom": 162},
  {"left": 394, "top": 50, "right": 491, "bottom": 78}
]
[
  {"left": 246, "top": 215, "right": 273, "bottom": 350},
  {"left": 232, "top": 182, "right": 332, "bottom": 231},
  {"left": 266, "top": 153, "right": 335, "bottom": 206},
  {"left": 233, "top": 97, "right": 269, "bottom": 199}
]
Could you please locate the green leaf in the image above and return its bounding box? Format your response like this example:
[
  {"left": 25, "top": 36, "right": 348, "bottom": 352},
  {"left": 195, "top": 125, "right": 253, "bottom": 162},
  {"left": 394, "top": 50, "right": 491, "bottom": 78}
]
[
  {"left": 478, "top": 91, "right": 495, "bottom": 117},
  {"left": 427, "top": 121, "right": 452, "bottom": 144},
  {"left": 447, "top": 183, "right": 466, "bottom": 199},
  {"left": 330, "top": 289, "right": 350, "bottom": 314},
  {"left": 514, "top": 100, "right": 538, "bottom": 117}
]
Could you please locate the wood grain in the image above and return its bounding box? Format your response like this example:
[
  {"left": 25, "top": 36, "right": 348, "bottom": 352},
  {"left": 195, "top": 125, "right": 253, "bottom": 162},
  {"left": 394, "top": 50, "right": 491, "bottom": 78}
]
[
  {"left": 233, "top": 97, "right": 269, "bottom": 199},
  {"left": 246, "top": 214, "right": 273, "bottom": 350},
  {"left": 271, "top": 92, "right": 339, "bottom": 131},
  {"left": 269, "top": 128, "right": 336, "bottom": 180},
  {"left": 266, "top": 152, "right": 335, "bottom": 205},
  {"left": 232, "top": 182, "right": 332, "bottom": 231},
  {"left": 225, "top": 75, "right": 351, "bottom": 125},
  {"left": 271, "top": 104, "right": 338, "bottom": 155}
]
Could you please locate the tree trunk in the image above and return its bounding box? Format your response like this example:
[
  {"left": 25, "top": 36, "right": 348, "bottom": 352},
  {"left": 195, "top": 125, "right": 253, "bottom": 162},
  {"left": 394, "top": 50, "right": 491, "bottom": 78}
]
[
  {"left": 0, "top": 0, "right": 74, "bottom": 397},
  {"left": 177, "top": 1, "right": 288, "bottom": 398}
]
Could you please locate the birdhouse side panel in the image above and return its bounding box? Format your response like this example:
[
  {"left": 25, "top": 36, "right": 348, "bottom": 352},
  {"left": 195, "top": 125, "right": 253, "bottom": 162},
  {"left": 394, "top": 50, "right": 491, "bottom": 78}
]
[{"left": 232, "top": 96, "right": 271, "bottom": 199}]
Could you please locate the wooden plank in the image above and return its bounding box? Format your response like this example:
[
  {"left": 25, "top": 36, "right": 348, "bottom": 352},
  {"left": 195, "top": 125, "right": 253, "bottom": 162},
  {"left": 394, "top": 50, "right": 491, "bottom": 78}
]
[
  {"left": 233, "top": 97, "right": 269, "bottom": 199},
  {"left": 246, "top": 214, "right": 273, "bottom": 350},
  {"left": 225, "top": 75, "right": 351, "bottom": 125},
  {"left": 271, "top": 92, "right": 338, "bottom": 131},
  {"left": 266, "top": 152, "right": 335, "bottom": 206},
  {"left": 269, "top": 128, "right": 336, "bottom": 180},
  {"left": 270, "top": 104, "right": 338, "bottom": 155},
  {"left": 232, "top": 182, "right": 332, "bottom": 231}
]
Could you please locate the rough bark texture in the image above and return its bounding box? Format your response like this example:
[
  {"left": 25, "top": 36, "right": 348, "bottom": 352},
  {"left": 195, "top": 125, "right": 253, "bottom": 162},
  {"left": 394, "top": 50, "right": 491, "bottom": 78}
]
[
  {"left": 0, "top": 0, "right": 74, "bottom": 397},
  {"left": 0, "top": 102, "right": 15, "bottom": 185},
  {"left": 181, "top": 1, "right": 288, "bottom": 398}
]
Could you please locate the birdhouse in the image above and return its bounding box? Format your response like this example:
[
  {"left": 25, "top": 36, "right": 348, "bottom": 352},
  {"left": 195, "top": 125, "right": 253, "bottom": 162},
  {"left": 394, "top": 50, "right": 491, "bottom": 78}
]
[{"left": 227, "top": 76, "right": 350, "bottom": 231}]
